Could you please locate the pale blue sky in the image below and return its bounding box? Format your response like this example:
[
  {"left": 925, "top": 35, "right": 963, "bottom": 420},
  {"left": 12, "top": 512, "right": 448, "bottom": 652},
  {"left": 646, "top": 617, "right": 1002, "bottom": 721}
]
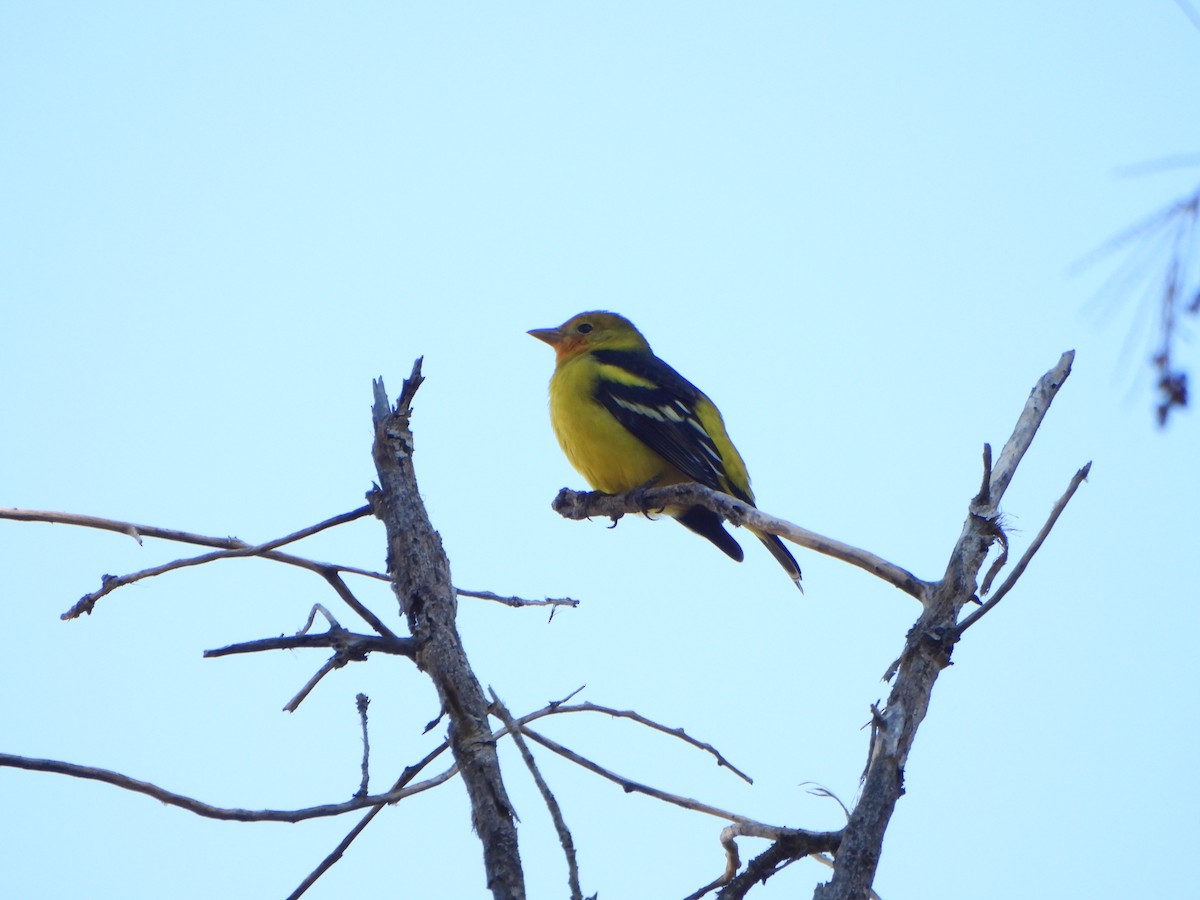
[{"left": 3, "top": 3, "right": 1198, "bottom": 899}]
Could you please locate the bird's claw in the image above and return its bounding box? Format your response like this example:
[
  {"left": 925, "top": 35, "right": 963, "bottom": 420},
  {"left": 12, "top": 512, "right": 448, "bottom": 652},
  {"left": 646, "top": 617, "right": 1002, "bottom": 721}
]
[{"left": 627, "top": 478, "right": 666, "bottom": 520}]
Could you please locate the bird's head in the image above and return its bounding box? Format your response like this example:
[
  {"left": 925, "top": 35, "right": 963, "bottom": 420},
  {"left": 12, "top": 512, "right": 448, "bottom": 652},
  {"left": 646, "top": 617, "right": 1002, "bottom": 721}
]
[{"left": 528, "top": 311, "right": 651, "bottom": 362}]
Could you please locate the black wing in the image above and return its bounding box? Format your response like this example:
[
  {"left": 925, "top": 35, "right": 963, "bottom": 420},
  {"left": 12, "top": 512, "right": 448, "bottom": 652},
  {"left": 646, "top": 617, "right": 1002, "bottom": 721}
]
[{"left": 590, "top": 348, "right": 749, "bottom": 502}]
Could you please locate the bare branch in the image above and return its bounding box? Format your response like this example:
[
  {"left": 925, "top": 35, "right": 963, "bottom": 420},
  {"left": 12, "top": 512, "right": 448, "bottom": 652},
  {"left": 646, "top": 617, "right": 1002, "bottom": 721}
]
[
  {"left": 549, "top": 701, "right": 752, "bottom": 785},
  {"left": 523, "top": 726, "right": 773, "bottom": 828},
  {"left": 284, "top": 657, "right": 348, "bottom": 713},
  {"left": 356, "top": 694, "right": 371, "bottom": 798},
  {"left": 551, "top": 486, "right": 929, "bottom": 601},
  {"left": 815, "top": 352, "right": 1081, "bottom": 900},
  {"left": 6, "top": 506, "right": 563, "bottom": 633},
  {"left": 7, "top": 682, "right": 769, "bottom": 896},
  {"left": 289, "top": 688, "right": 588, "bottom": 898},
  {"left": 1, "top": 504, "right": 370, "bottom": 554},
  {"left": 203, "top": 631, "right": 416, "bottom": 660},
  {"left": 203, "top": 594, "right": 408, "bottom": 716},
  {"left": 371, "top": 363, "right": 524, "bottom": 900},
  {"left": 685, "top": 822, "right": 843, "bottom": 900},
  {"left": 318, "top": 569, "right": 399, "bottom": 640},
  {"left": 981, "top": 350, "right": 1075, "bottom": 512},
  {"left": 457, "top": 588, "right": 581, "bottom": 610},
  {"left": 0, "top": 752, "right": 456, "bottom": 822},
  {"left": 16, "top": 505, "right": 393, "bottom": 621},
  {"left": 978, "top": 523, "right": 1010, "bottom": 597},
  {"left": 491, "top": 690, "right": 584, "bottom": 900},
  {"left": 286, "top": 739, "right": 458, "bottom": 899},
  {"left": 955, "top": 461, "right": 1092, "bottom": 635},
  {"left": 1, "top": 507, "right": 257, "bottom": 548}
]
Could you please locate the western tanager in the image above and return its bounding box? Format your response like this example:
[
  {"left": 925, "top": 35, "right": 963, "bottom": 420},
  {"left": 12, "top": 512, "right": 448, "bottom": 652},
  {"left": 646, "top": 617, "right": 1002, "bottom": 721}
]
[{"left": 529, "top": 311, "right": 802, "bottom": 589}]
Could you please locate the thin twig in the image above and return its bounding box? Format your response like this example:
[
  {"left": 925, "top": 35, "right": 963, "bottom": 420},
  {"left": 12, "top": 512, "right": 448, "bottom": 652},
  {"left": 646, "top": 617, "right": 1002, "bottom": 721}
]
[
  {"left": 214, "top": 609, "right": 408, "bottom": 714},
  {"left": 491, "top": 690, "right": 583, "bottom": 900},
  {"left": 8, "top": 685, "right": 749, "bottom": 896},
  {"left": 284, "top": 656, "right": 347, "bottom": 713},
  {"left": 981, "top": 350, "right": 1075, "bottom": 512},
  {"left": 802, "top": 783, "right": 853, "bottom": 821},
  {"left": 0, "top": 504, "right": 371, "bottom": 559},
  {"left": 302, "top": 604, "right": 341, "bottom": 632},
  {"left": 203, "top": 632, "right": 416, "bottom": 659},
  {"left": 521, "top": 727, "right": 762, "bottom": 826},
  {"left": 549, "top": 701, "right": 752, "bottom": 784},
  {"left": 978, "top": 524, "right": 1010, "bottom": 597},
  {"left": 292, "top": 688, "right": 597, "bottom": 899},
  {"left": 0, "top": 507, "right": 260, "bottom": 547},
  {"left": 356, "top": 694, "right": 371, "bottom": 798},
  {"left": 287, "top": 742, "right": 457, "bottom": 900},
  {"left": 11, "top": 504, "right": 395, "bottom": 620},
  {"left": 955, "top": 461, "right": 1092, "bottom": 635},
  {"left": 6, "top": 505, "right": 563, "bottom": 632},
  {"left": 0, "top": 752, "right": 456, "bottom": 822},
  {"left": 316, "top": 570, "right": 398, "bottom": 639},
  {"left": 457, "top": 588, "right": 581, "bottom": 609}
]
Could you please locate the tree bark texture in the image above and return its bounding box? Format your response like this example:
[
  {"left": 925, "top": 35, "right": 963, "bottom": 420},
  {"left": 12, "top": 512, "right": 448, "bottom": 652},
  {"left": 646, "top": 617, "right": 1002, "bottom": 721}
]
[
  {"left": 813, "top": 351, "right": 1076, "bottom": 900},
  {"left": 370, "top": 368, "right": 525, "bottom": 900}
]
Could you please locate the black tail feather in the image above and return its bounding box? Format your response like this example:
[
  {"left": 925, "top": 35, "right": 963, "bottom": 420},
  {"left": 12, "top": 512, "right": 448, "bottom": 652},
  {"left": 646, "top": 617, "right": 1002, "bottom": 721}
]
[
  {"left": 674, "top": 506, "right": 744, "bottom": 562},
  {"left": 756, "top": 531, "right": 804, "bottom": 591}
]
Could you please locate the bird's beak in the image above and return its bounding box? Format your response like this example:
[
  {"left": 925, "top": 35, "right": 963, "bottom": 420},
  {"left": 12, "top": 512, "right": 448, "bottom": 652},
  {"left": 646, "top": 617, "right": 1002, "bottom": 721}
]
[{"left": 527, "top": 327, "right": 565, "bottom": 347}]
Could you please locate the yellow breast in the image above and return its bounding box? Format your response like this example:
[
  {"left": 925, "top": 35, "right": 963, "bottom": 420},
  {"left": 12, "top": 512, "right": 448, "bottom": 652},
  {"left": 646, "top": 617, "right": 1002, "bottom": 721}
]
[{"left": 548, "top": 354, "right": 683, "bottom": 493}]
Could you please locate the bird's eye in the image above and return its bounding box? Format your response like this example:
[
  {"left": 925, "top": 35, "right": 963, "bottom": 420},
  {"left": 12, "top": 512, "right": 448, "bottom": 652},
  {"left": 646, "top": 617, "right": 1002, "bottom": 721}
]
[{"left": 576, "top": 323, "right": 593, "bottom": 334}]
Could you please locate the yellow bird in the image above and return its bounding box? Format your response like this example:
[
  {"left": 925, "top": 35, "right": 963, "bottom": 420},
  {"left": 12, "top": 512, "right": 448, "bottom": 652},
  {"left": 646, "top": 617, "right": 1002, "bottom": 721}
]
[{"left": 529, "top": 311, "right": 802, "bottom": 589}]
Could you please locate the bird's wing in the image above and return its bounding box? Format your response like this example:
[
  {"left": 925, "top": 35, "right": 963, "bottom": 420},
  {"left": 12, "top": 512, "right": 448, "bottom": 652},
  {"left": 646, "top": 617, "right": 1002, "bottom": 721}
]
[{"left": 590, "top": 349, "right": 751, "bottom": 503}]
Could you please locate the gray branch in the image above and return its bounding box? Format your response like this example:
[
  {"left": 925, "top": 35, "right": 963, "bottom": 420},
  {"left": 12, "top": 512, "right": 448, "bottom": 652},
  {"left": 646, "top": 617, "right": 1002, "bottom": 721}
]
[
  {"left": 552, "top": 486, "right": 928, "bottom": 601},
  {"left": 369, "top": 360, "right": 525, "bottom": 900},
  {"left": 812, "top": 350, "right": 1083, "bottom": 900}
]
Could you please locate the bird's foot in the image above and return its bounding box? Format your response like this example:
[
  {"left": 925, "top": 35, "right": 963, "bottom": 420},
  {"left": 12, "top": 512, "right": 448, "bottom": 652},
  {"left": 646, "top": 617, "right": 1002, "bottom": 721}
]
[{"left": 626, "top": 477, "right": 666, "bottom": 520}]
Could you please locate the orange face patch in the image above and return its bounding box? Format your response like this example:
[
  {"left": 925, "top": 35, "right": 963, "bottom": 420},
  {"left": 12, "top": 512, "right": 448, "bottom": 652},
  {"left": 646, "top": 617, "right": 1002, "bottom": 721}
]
[{"left": 528, "top": 326, "right": 589, "bottom": 362}]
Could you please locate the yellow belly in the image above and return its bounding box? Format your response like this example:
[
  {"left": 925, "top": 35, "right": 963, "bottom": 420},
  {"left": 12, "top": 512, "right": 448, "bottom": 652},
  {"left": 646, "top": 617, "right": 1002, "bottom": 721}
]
[{"left": 548, "top": 356, "right": 684, "bottom": 493}]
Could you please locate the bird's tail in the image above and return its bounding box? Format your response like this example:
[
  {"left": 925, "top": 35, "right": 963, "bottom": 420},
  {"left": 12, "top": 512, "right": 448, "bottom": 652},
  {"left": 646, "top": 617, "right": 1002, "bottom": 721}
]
[
  {"left": 753, "top": 529, "right": 804, "bottom": 592},
  {"left": 674, "top": 506, "right": 745, "bottom": 562}
]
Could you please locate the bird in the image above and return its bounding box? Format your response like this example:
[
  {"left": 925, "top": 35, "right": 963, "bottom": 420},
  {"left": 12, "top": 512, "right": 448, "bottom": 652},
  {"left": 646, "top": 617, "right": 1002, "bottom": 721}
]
[{"left": 529, "top": 310, "right": 802, "bottom": 589}]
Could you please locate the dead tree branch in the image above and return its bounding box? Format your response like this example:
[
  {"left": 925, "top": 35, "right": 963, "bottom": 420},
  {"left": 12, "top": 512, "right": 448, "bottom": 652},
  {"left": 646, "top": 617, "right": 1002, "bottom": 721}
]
[
  {"left": 956, "top": 460, "right": 1092, "bottom": 635},
  {"left": 203, "top": 632, "right": 417, "bottom": 660},
  {"left": 812, "top": 350, "right": 1084, "bottom": 900},
  {"left": 491, "top": 689, "right": 584, "bottom": 900},
  {"left": 551, "top": 486, "right": 929, "bottom": 601},
  {"left": 547, "top": 701, "right": 753, "bottom": 784},
  {"left": 285, "top": 736, "right": 458, "bottom": 900},
  {"left": 457, "top": 588, "right": 581, "bottom": 609},
  {"left": 370, "top": 359, "right": 524, "bottom": 900},
  {"left": 0, "top": 752, "right": 456, "bottom": 822},
  {"left": 0, "top": 506, "right": 393, "bottom": 621},
  {"left": 356, "top": 693, "right": 371, "bottom": 797},
  {"left": 1, "top": 508, "right": 558, "bottom": 631},
  {"left": 522, "top": 726, "right": 775, "bottom": 828},
  {"left": 702, "top": 824, "right": 844, "bottom": 900}
]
